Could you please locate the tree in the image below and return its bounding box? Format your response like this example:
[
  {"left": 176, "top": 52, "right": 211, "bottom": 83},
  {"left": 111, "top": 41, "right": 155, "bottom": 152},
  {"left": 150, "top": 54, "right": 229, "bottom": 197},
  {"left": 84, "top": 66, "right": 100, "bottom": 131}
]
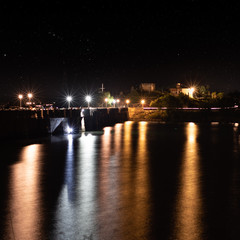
[{"left": 96, "top": 91, "right": 114, "bottom": 107}]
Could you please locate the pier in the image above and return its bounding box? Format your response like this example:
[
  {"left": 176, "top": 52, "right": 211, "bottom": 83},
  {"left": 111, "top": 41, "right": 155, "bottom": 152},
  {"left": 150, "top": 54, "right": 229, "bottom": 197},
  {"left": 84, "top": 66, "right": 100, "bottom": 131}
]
[{"left": 0, "top": 108, "right": 129, "bottom": 138}]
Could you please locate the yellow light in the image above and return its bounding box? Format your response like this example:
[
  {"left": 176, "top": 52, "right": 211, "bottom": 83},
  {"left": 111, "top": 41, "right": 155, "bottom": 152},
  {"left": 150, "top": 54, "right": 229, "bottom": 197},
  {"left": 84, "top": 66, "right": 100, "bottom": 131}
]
[
  {"left": 126, "top": 99, "right": 130, "bottom": 104},
  {"left": 117, "top": 99, "right": 120, "bottom": 103},
  {"left": 28, "top": 93, "right": 33, "bottom": 99},
  {"left": 189, "top": 87, "right": 195, "bottom": 93},
  {"left": 141, "top": 99, "right": 145, "bottom": 104},
  {"left": 189, "top": 87, "right": 195, "bottom": 98},
  {"left": 105, "top": 98, "right": 108, "bottom": 102},
  {"left": 18, "top": 94, "right": 23, "bottom": 99}
]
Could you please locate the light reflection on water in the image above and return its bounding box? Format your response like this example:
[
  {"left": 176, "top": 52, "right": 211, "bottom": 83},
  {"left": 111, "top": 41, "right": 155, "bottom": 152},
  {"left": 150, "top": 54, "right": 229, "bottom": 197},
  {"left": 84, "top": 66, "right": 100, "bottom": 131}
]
[
  {"left": 172, "top": 123, "right": 203, "bottom": 240},
  {"left": 3, "top": 122, "right": 240, "bottom": 239},
  {"left": 9, "top": 144, "right": 44, "bottom": 239},
  {"left": 54, "top": 133, "right": 98, "bottom": 239}
]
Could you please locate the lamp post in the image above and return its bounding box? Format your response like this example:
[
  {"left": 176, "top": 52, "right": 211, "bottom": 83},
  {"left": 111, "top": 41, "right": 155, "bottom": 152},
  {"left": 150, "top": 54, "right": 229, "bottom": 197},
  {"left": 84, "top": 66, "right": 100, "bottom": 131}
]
[
  {"left": 18, "top": 94, "right": 23, "bottom": 109},
  {"left": 141, "top": 99, "right": 145, "bottom": 108},
  {"left": 105, "top": 98, "right": 108, "bottom": 107},
  {"left": 86, "top": 95, "right": 91, "bottom": 108},
  {"left": 126, "top": 99, "right": 130, "bottom": 108},
  {"left": 66, "top": 96, "right": 72, "bottom": 109},
  {"left": 113, "top": 99, "right": 116, "bottom": 108},
  {"left": 27, "top": 93, "right": 32, "bottom": 106},
  {"left": 116, "top": 99, "right": 120, "bottom": 107}
]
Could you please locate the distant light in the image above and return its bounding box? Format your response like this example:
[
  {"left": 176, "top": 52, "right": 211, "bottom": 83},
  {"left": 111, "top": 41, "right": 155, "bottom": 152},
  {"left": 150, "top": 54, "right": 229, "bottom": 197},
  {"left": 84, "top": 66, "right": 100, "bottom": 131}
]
[
  {"left": 141, "top": 99, "right": 145, "bottom": 104},
  {"left": 126, "top": 99, "right": 130, "bottom": 104},
  {"left": 28, "top": 93, "right": 33, "bottom": 99},
  {"left": 18, "top": 94, "right": 23, "bottom": 99},
  {"left": 234, "top": 123, "right": 239, "bottom": 127},
  {"left": 117, "top": 99, "right": 120, "bottom": 103},
  {"left": 189, "top": 87, "right": 195, "bottom": 95},
  {"left": 86, "top": 95, "right": 91, "bottom": 102},
  {"left": 66, "top": 96, "right": 72, "bottom": 102},
  {"left": 189, "top": 87, "right": 195, "bottom": 93},
  {"left": 189, "top": 87, "right": 195, "bottom": 98},
  {"left": 105, "top": 98, "right": 108, "bottom": 102},
  {"left": 67, "top": 126, "right": 73, "bottom": 134},
  {"left": 113, "top": 99, "right": 116, "bottom": 103}
]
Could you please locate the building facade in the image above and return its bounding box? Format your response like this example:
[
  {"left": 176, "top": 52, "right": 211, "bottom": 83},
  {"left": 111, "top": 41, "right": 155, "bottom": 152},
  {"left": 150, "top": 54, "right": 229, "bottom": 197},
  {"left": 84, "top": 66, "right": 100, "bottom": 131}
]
[{"left": 169, "top": 83, "right": 194, "bottom": 98}]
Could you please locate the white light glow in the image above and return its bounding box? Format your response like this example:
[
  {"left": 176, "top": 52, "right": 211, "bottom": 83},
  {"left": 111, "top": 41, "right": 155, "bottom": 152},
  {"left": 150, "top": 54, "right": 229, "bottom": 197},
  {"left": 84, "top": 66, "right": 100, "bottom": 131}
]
[
  {"left": 66, "top": 96, "right": 72, "bottom": 102},
  {"left": 66, "top": 126, "right": 73, "bottom": 134},
  {"left": 86, "top": 95, "right": 91, "bottom": 102}
]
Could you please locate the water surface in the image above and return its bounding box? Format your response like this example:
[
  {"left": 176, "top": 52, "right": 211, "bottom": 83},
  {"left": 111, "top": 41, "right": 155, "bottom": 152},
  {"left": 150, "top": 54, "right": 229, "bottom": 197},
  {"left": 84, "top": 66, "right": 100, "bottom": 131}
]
[{"left": 1, "top": 122, "right": 240, "bottom": 240}]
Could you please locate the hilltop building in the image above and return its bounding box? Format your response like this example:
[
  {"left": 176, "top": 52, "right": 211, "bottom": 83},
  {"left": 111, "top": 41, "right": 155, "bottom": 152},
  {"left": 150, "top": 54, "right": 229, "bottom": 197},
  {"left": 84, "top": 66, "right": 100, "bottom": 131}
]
[
  {"left": 169, "top": 83, "right": 195, "bottom": 98},
  {"left": 140, "top": 83, "right": 156, "bottom": 92}
]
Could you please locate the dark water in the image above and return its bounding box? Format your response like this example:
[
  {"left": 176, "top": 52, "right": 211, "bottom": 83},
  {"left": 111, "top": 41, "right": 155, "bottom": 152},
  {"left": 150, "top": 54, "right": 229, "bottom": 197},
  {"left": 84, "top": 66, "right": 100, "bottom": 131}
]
[{"left": 1, "top": 121, "right": 240, "bottom": 240}]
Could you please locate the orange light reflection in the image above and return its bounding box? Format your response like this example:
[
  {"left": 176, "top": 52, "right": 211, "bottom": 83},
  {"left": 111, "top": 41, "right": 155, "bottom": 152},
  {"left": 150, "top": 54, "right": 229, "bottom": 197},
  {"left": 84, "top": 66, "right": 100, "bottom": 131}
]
[
  {"left": 173, "top": 123, "right": 203, "bottom": 240},
  {"left": 9, "top": 144, "right": 43, "bottom": 239}
]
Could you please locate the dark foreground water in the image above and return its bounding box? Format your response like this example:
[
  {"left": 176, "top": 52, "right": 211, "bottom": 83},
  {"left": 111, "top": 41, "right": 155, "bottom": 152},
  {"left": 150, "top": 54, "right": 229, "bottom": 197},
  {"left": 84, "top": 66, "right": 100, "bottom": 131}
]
[{"left": 1, "top": 121, "right": 240, "bottom": 240}]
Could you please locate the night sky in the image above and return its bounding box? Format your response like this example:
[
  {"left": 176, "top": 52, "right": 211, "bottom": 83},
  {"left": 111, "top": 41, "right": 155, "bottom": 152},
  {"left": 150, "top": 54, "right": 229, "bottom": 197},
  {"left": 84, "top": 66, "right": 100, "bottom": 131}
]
[{"left": 1, "top": 1, "right": 240, "bottom": 104}]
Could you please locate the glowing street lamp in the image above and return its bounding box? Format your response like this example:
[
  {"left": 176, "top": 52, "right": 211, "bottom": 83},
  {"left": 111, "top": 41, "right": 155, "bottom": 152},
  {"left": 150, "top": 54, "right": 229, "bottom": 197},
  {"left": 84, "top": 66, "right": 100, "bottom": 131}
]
[
  {"left": 28, "top": 93, "right": 32, "bottom": 100},
  {"left": 18, "top": 94, "right": 23, "bottom": 109},
  {"left": 116, "top": 99, "right": 120, "bottom": 107},
  {"left": 86, "top": 95, "right": 91, "bottom": 108},
  {"left": 113, "top": 99, "right": 116, "bottom": 108},
  {"left": 126, "top": 99, "right": 130, "bottom": 107},
  {"left": 141, "top": 99, "right": 145, "bottom": 108},
  {"left": 66, "top": 96, "right": 72, "bottom": 109},
  {"left": 105, "top": 98, "right": 108, "bottom": 107},
  {"left": 189, "top": 87, "right": 195, "bottom": 98},
  {"left": 27, "top": 93, "right": 33, "bottom": 106}
]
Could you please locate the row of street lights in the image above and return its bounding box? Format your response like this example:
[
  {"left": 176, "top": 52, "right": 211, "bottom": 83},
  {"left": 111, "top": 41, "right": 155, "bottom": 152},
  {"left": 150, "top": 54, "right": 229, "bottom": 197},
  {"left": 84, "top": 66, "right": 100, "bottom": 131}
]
[
  {"left": 66, "top": 96, "right": 146, "bottom": 109},
  {"left": 18, "top": 93, "right": 33, "bottom": 108},
  {"left": 66, "top": 95, "right": 92, "bottom": 109},
  {"left": 18, "top": 94, "right": 145, "bottom": 109}
]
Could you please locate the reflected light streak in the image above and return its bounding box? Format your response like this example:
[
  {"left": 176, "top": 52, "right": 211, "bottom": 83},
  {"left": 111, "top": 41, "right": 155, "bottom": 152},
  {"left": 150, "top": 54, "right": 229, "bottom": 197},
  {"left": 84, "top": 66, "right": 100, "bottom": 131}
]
[
  {"left": 78, "top": 134, "right": 97, "bottom": 205},
  {"left": 9, "top": 144, "right": 43, "bottom": 239},
  {"left": 103, "top": 126, "right": 112, "bottom": 136},
  {"left": 96, "top": 123, "right": 124, "bottom": 239},
  {"left": 123, "top": 121, "right": 133, "bottom": 161},
  {"left": 133, "top": 121, "right": 150, "bottom": 237},
  {"left": 114, "top": 123, "right": 123, "bottom": 155},
  {"left": 77, "top": 134, "right": 97, "bottom": 233},
  {"left": 173, "top": 123, "right": 203, "bottom": 240},
  {"left": 65, "top": 134, "right": 75, "bottom": 202},
  {"left": 54, "top": 134, "right": 97, "bottom": 238},
  {"left": 98, "top": 125, "right": 115, "bottom": 200}
]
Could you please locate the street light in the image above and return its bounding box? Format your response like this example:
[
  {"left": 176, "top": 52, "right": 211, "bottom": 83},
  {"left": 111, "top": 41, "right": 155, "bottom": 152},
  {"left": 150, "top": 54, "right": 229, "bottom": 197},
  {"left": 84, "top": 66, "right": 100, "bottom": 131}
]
[
  {"left": 189, "top": 87, "right": 195, "bottom": 98},
  {"left": 66, "top": 96, "right": 72, "bottom": 109},
  {"left": 105, "top": 98, "right": 108, "bottom": 107},
  {"left": 27, "top": 93, "right": 33, "bottom": 106},
  {"left": 126, "top": 99, "right": 130, "bottom": 107},
  {"left": 113, "top": 99, "right": 116, "bottom": 108},
  {"left": 86, "top": 95, "right": 91, "bottom": 108},
  {"left": 116, "top": 99, "right": 120, "bottom": 107},
  {"left": 18, "top": 94, "right": 23, "bottom": 109},
  {"left": 141, "top": 99, "right": 145, "bottom": 108}
]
